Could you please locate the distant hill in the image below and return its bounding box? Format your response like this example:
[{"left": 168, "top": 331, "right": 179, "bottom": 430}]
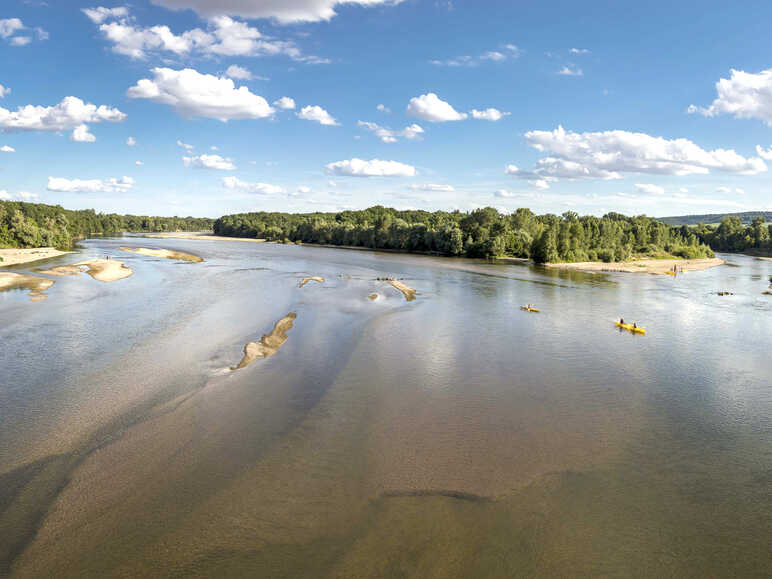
[{"left": 658, "top": 211, "right": 772, "bottom": 226}]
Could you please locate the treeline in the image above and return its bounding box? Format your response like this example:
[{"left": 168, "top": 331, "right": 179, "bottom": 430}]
[
  {"left": 214, "top": 206, "right": 714, "bottom": 263},
  {"left": 659, "top": 211, "right": 772, "bottom": 226},
  {"left": 0, "top": 201, "right": 213, "bottom": 249},
  {"left": 694, "top": 216, "right": 772, "bottom": 254}
]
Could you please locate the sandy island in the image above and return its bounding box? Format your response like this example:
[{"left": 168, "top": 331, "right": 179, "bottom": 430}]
[
  {"left": 74, "top": 259, "right": 133, "bottom": 282},
  {"left": 384, "top": 279, "right": 417, "bottom": 301},
  {"left": 546, "top": 257, "right": 725, "bottom": 275},
  {"left": 759, "top": 257, "right": 772, "bottom": 262},
  {"left": 232, "top": 313, "right": 297, "bottom": 370},
  {"left": 0, "top": 271, "right": 55, "bottom": 300},
  {"left": 120, "top": 247, "right": 204, "bottom": 262},
  {"left": 0, "top": 247, "right": 71, "bottom": 267},
  {"left": 146, "top": 232, "right": 266, "bottom": 243},
  {"left": 299, "top": 276, "right": 324, "bottom": 288}
]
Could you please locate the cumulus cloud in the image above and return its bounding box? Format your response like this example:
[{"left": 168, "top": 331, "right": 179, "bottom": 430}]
[
  {"left": 1, "top": 145, "right": 15, "bottom": 152},
  {"left": 0, "top": 96, "right": 125, "bottom": 141},
  {"left": 183, "top": 154, "right": 236, "bottom": 170},
  {"left": 297, "top": 185, "right": 312, "bottom": 194},
  {"left": 273, "top": 96, "right": 296, "bottom": 110},
  {"left": 494, "top": 189, "right": 516, "bottom": 198},
  {"left": 47, "top": 176, "right": 134, "bottom": 193},
  {"left": 755, "top": 145, "right": 772, "bottom": 160},
  {"left": 634, "top": 183, "right": 665, "bottom": 195},
  {"left": 0, "top": 84, "right": 9, "bottom": 99},
  {"left": 431, "top": 44, "right": 519, "bottom": 66},
  {"left": 1, "top": 18, "right": 46, "bottom": 46},
  {"left": 409, "top": 183, "right": 454, "bottom": 192},
  {"left": 126, "top": 136, "right": 136, "bottom": 146},
  {"left": 71, "top": 124, "right": 96, "bottom": 142},
  {"left": 325, "top": 158, "right": 416, "bottom": 177},
  {"left": 558, "top": 65, "right": 583, "bottom": 76},
  {"left": 358, "top": 120, "right": 423, "bottom": 143},
  {"left": 222, "top": 176, "right": 284, "bottom": 194},
  {"left": 87, "top": 8, "right": 325, "bottom": 62},
  {"left": 128, "top": 68, "right": 274, "bottom": 121},
  {"left": 689, "top": 69, "right": 772, "bottom": 124},
  {"left": 406, "top": 93, "right": 467, "bottom": 122},
  {"left": 297, "top": 105, "right": 339, "bottom": 125},
  {"left": 470, "top": 108, "right": 510, "bottom": 121},
  {"left": 376, "top": 103, "right": 391, "bottom": 114},
  {"left": 0, "top": 190, "right": 38, "bottom": 201},
  {"left": 506, "top": 126, "right": 766, "bottom": 188},
  {"left": 148, "top": 0, "right": 404, "bottom": 24},
  {"left": 225, "top": 65, "right": 252, "bottom": 80}
]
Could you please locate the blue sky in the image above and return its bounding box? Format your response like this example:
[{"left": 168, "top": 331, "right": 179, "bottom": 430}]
[{"left": 2, "top": 0, "right": 772, "bottom": 218}]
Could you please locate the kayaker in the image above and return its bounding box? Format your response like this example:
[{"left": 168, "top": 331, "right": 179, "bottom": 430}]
[
  {"left": 633, "top": 323, "right": 637, "bottom": 329},
  {"left": 620, "top": 318, "right": 625, "bottom": 325}
]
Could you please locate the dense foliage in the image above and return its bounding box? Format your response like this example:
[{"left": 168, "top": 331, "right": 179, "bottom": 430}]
[
  {"left": 0, "top": 201, "right": 213, "bottom": 249},
  {"left": 694, "top": 216, "right": 772, "bottom": 255},
  {"left": 214, "top": 206, "right": 714, "bottom": 263},
  {"left": 659, "top": 211, "right": 772, "bottom": 226}
]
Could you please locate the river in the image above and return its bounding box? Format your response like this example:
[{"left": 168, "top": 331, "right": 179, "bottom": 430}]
[{"left": 1, "top": 237, "right": 770, "bottom": 577}]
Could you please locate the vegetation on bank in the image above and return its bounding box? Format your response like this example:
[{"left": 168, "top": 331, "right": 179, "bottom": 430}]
[
  {"left": 659, "top": 211, "right": 772, "bottom": 226},
  {"left": 0, "top": 201, "right": 213, "bottom": 250},
  {"left": 693, "top": 216, "right": 772, "bottom": 255},
  {"left": 214, "top": 206, "right": 714, "bottom": 263}
]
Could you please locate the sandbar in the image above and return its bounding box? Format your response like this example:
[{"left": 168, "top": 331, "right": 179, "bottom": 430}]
[
  {"left": 759, "top": 257, "right": 772, "bottom": 262},
  {"left": 299, "top": 276, "right": 324, "bottom": 288},
  {"left": 0, "top": 272, "right": 54, "bottom": 300},
  {"left": 387, "top": 279, "right": 417, "bottom": 301},
  {"left": 120, "top": 247, "right": 203, "bottom": 262},
  {"left": 74, "top": 259, "right": 133, "bottom": 282},
  {"left": 145, "top": 232, "right": 266, "bottom": 243},
  {"left": 231, "top": 313, "right": 297, "bottom": 370},
  {"left": 0, "top": 247, "right": 71, "bottom": 267},
  {"left": 546, "top": 257, "right": 724, "bottom": 275},
  {"left": 35, "top": 265, "right": 83, "bottom": 276}
]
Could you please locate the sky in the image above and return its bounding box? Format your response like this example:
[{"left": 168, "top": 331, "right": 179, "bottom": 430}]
[{"left": 2, "top": 0, "right": 772, "bottom": 218}]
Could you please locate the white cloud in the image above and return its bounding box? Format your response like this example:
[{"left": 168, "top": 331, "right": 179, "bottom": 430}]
[
  {"left": 470, "top": 108, "right": 510, "bottom": 121},
  {"left": 0, "top": 190, "right": 38, "bottom": 201},
  {"left": 495, "top": 189, "right": 516, "bottom": 198},
  {"left": 273, "top": 96, "right": 296, "bottom": 110},
  {"left": 82, "top": 7, "right": 130, "bottom": 24},
  {"left": 358, "top": 120, "right": 423, "bottom": 143},
  {"left": 225, "top": 65, "right": 253, "bottom": 80},
  {"left": 297, "top": 185, "right": 312, "bottom": 194},
  {"left": 128, "top": 68, "right": 274, "bottom": 121},
  {"left": 47, "top": 176, "right": 134, "bottom": 193},
  {"left": 0, "top": 96, "right": 125, "bottom": 141},
  {"left": 716, "top": 186, "right": 731, "bottom": 194},
  {"left": 210, "top": 145, "right": 218, "bottom": 150},
  {"left": 126, "top": 136, "right": 136, "bottom": 146},
  {"left": 135, "top": 160, "right": 144, "bottom": 165},
  {"left": 507, "top": 126, "right": 767, "bottom": 187},
  {"left": 558, "top": 65, "right": 583, "bottom": 76},
  {"left": 679, "top": 187, "right": 689, "bottom": 193},
  {"left": 736, "top": 187, "right": 745, "bottom": 195},
  {"left": 222, "top": 176, "right": 284, "bottom": 194},
  {"left": 327, "top": 180, "right": 337, "bottom": 187},
  {"left": 569, "top": 48, "right": 590, "bottom": 54},
  {"left": 183, "top": 154, "right": 236, "bottom": 170},
  {"left": 1, "top": 18, "right": 45, "bottom": 46},
  {"left": 0, "top": 145, "right": 15, "bottom": 153},
  {"left": 0, "top": 190, "right": 10, "bottom": 200},
  {"left": 0, "top": 19, "right": 24, "bottom": 39},
  {"left": 634, "top": 183, "right": 665, "bottom": 195},
  {"left": 148, "top": 0, "right": 404, "bottom": 24},
  {"left": 376, "top": 103, "right": 391, "bottom": 114},
  {"left": 689, "top": 69, "right": 772, "bottom": 124},
  {"left": 755, "top": 145, "right": 772, "bottom": 160},
  {"left": 0, "top": 84, "right": 9, "bottom": 98},
  {"left": 409, "top": 183, "right": 454, "bottom": 192},
  {"left": 480, "top": 51, "right": 506, "bottom": 62},
  {"left": 431, "top": 44, "right": 519, "bottom": 67},
  {"left": 176, "top": 139, "right": 194, "bottom": 150},
  {"left": 326, "top": 158, "right": 416, "bottom": 177},
  {"left": 297, "top": 105, "right": 339, "bottom": 125},
  {"left": 71, "top": 124, "right": 96, "bottom": 142},
  {"left": 406, "top": 93, "right": 467, "bottom": 122}
]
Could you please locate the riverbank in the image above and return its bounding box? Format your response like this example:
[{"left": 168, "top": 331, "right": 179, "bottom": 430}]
[
  {"left": 145, "top": 232, "right": 266, "bottom": 243},
  {"left": 120, "top": 247, "right": 203, "bottom": 262},
  {"left": 0, "top": 248, "right": 72, "bottom": 267},
  {"left": 546, "top": 257, "right": 725, "bottom": 275}
]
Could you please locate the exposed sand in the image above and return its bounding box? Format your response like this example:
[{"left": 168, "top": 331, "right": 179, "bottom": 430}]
[
  {"left": 0, "top": 272, "right": 54, "bottom": 301},
  {"left": 546, "top": 257, "right": 724, "bottom": 275},
  {"left": 74, "top": 259, "right": 133, "bottom": 282},
  {"left": 760, "top": 257, "right": 772, "bottom": 262},
  {"left": 120, "top": 247, "right": 204, "bottom": 262},
  {"left": 146, "top": 232, "right": 266, "bottom": 243},
  {"left": 299, "top": 276, "right": 324, "bottom": 288},
  {"left": 34, "top": 265, "right": 83, "bottom": 276},
  {"left": 0, "top": 247, "right": 71, "bottom": 267},
  {"left": 231, "top": 313, "right": 297, "bottom": 370},
  {"left": 369, "top": 293, "right": 379, "bottom": 301},
  {"left": 386, "top": 279, "right": 417, "bottom": 301}
]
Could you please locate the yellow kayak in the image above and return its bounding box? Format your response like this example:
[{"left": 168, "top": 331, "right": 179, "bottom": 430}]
[
  {"left": 665, "top": 271, "right": 677, "bottom": 276},
  {"left": 616, "top": 322, "right": 646, "bottom": 334},
  {"left": 520, "top": 306, "right": 540, "bottom": 313}
]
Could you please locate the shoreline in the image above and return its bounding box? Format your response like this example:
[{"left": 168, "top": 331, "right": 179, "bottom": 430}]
[
  {"left": 143, "top": 232, "right": 266, "bottom": 243},
  {"left": 0, "top": 248, "right": 72, "bottom": 267},
  {"left": 545, "top": 257, "right": 725, "bottom": 275}
]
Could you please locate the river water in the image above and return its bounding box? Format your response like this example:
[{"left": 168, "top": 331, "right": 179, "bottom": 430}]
[{"left": 1, "top": 237, "right": 770, "bottom": 577}]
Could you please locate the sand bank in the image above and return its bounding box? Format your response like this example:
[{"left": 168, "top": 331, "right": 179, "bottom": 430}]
[
  {"left": 74, "top": 259, "right": 133, "bottom": 282},
  {"left": 0, "top": 272, "right": 54, "bottom": 300},
  {"left": 146, "top": 232, "right": 266, "bottom": 243},
  {"left": 760, "top": 257, "right": 772, "bottom": 262},
  {"left": 385, "top": 279, "right": 417, "bottom": 301},
  {"left": 120, "top": 247, "right": 203, "bottom": 262},
  {"left": 35, "top": 265, "right": 83, "bottom": 276},
  {"left": 232, "top": 313, "right": 297, "bottom": 370},
  {"left": 299, "top": 276, "right": 324, "bottom": 288},
  {"left": 546, "top": 257, "right": 724, "bottom": 275},
  {"left": 0, "top": 247, "right": 71, "bottom": 267}
]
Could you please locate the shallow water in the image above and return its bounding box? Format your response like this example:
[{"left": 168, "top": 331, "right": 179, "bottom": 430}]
[{"left": 1, "top": 238, "right": 770, "bottom": 577}]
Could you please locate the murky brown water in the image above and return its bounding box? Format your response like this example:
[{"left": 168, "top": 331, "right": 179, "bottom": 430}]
[{"left": 1, "top": 238, "right": 771, "bottom": 577}]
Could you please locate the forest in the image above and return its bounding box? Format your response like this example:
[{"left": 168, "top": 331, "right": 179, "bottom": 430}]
[
  {"left": 213, "top": 206, "right": 715, "bottom": 263},
  {"left": 693, "top": 216, "right": 772, "bottom": 255},
  {"left": 0, "top": 200, "right": 213, "bottom": 250}
]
